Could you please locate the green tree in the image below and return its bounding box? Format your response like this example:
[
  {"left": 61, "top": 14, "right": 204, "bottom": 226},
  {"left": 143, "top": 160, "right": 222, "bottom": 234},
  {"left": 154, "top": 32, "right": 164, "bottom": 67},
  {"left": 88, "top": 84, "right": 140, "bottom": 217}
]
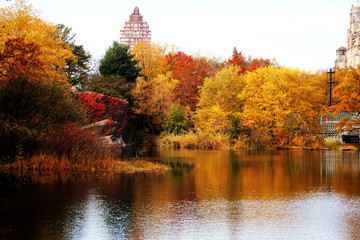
[
  {"left": 227, "top": 115, "right": 243, "bottom": 140},
  {"left": 99, "top": 41, "right": 141, "bottom": 82},
  {"left": 56, "top": 24, "right": 92, "bottom": 87},
  {"left": 163, "top": 103, "right": 191, "bottom": 135},
  {"left": 87, "top": 75, "right": 135, "bottom": 105}
]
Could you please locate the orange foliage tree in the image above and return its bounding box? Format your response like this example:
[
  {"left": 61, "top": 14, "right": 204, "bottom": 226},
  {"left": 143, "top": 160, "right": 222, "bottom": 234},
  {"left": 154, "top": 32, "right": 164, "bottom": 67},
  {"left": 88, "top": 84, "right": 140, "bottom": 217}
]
[
  {"left": 0, "top": 0, "right": 74, "bottom": 86},
  {"left": 332, "top": 67, "right": 360, "bottom": 133},
  {"left": 225, "top": 47, "right": 271, "bottom": 75},
  {"left": 168, "top": 52, "right": 217, "bottom": 111},
  {"left": 0, "top": 37, "right": 43, "bottom": 83}
]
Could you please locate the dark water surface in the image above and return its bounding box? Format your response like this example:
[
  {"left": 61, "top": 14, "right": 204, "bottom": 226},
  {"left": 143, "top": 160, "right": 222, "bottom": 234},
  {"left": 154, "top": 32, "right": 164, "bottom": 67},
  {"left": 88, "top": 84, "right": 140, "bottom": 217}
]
[{"left": 1, "top": 149, "right": 360, "bottom": 239}]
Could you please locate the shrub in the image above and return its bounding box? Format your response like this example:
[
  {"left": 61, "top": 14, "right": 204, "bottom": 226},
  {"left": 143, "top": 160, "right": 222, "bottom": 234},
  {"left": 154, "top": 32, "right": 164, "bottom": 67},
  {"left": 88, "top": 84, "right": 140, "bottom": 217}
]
[
  {"left": 160, "top": 131, "right": 229, "bottom": 149},
  {"left": 325, "top": 139, "right": 342, "bottom": 151},
  {"left": 43, "top": 123, "right": 118, "bottom": 162},
  {"left": 0, "top": 78, "right": 87, "bottom": 163},
  {"left": 291, "top": 134, "right": 324, "bottom": 149},
  {"left": 162, "top": 103, "right": 191, "bottom": 135},
  {"left": 228, "top": 115, "right": 244, "bottom": 141},
  {"left": 241, "top": 128, "right": 273, "bottom": 150}
]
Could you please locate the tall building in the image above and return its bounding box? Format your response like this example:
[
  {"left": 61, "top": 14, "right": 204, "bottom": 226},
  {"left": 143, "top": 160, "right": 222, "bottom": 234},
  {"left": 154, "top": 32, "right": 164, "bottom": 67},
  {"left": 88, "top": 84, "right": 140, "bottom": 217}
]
[
  {"left": 120, "top": 7, "right": 151, "bottom": 51},
  {"left": 335, "top": 4, "right": 360, "bottom": 68}
]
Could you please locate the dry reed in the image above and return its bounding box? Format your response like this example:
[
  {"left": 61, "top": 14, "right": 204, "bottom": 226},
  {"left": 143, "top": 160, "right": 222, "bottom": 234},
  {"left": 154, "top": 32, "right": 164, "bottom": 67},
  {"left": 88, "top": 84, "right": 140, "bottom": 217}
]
[{"left": 0, "top": 154, "right": 170, "bottom": 175}]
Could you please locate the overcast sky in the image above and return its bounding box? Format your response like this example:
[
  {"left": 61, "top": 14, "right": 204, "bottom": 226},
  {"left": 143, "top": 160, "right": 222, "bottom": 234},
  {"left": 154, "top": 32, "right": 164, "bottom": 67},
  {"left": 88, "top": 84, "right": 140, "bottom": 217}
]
[{"left": 1, "top": 0, "right": 358, "bottom": 71}]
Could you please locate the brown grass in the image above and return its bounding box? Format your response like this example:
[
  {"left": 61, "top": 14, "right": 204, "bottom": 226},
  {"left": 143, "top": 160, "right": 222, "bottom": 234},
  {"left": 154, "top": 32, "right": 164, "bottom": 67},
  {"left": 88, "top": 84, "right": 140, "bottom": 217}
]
[
  {"left": 160, "top": 131, "right": 230, "bottom": 149},
  {"left": 340, "top": 144, "right": 358, "bottom": 151},
  {"left": 0, "top": 154, "right": 170, "bottom": 175},
  {"left": 160, "top": 131, "right": 327, "bottom": 150}
]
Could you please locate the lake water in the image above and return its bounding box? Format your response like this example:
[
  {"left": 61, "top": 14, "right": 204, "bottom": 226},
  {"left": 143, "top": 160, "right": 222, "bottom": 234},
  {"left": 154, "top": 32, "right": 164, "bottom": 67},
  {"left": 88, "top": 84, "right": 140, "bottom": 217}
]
[{"left": 0, "top": 149, "right": 360, "bottom": 239}]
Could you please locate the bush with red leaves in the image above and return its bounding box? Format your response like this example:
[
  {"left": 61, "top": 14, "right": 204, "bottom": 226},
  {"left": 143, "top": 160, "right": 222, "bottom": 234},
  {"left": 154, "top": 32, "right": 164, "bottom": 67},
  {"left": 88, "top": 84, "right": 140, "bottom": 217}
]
[{"left": 74, "top": 92, "right": 130, "bottom": 135}]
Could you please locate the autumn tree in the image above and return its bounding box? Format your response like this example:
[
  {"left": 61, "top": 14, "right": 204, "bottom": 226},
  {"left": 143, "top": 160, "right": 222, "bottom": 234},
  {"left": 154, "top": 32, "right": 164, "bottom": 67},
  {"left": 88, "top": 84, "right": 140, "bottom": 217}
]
[
  {"left": 330, "top": 67, "right": 350, "bottom": 108},
  {"left": 133, "top": 72, "right": 178, "bottom": 126},
  {"left": 0, "top": 0, "right": 87, "bottom": 161},
  {"left": 131, "top": 42, "right": 178, "bottom": 128},
  {"left": 332, "top": 67, "right": 360, "bottom": 133},
  {"left": 194, "top": 66, "right": 246, "bottom": 134},
  {"left": 0, "top": 37, "right": 43, "bottom": 83},
  {"left": 194, "top": 105, "right": 230, "bottom": 135},
  {"left": 0, "top": 0, "right": 74, "bottom": 86},
  {"left": 197, "top": 66, "right": 245, "bottom": 113},
  {"left": 225, "top": 47, "right": 271, "bottom": 75},
  {"left": 239, "top": 67, "right": 326, "bottom": 143},
  {"left": 132, "top": 41, "right": 169, "bottom": 80},
  {"left": 168, "top": 52, "right": 216, "bottom": 111}
]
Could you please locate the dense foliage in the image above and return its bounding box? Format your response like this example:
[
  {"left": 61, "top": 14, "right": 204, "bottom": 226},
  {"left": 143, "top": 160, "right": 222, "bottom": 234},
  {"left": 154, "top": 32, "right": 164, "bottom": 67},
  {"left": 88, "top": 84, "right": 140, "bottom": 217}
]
[
  {"left": 0, "top": 78, "right": 87, "bottom": 162},
  {"left": 0, "top": 0, "right": 88, "bottom": 162},
  {"left": 1, "top": 0, "right": 349, "bottom": 161},
  {"left": 92, "top": 41, "right": 141, "bottom": 105},
  {"left": 332, "top": 66, "right": 360, "bottom": 133},
  {"left": 99, "top": 41, "right": 141, "bottom": 82},
  {"left": 169, "top": 52, "right": 217, "bottom": 111},
  {"left": 87, "top": 75, "right": 135, "bottom": 105},
  {"left": 163, "top": 103, "right": 191, "bottom": 135},
  {"left": 239, "top": 67, "right": 325, "bottom": 146},
  {"left": 0, "top": 0, "right": 74, "bottom": 87}
]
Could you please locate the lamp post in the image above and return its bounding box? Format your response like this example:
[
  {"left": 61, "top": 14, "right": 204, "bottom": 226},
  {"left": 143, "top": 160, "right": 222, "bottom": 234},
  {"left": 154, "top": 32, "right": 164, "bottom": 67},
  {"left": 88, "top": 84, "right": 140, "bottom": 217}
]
[{"left": 326, "top": 68, "right": 335, "bottom": 106}]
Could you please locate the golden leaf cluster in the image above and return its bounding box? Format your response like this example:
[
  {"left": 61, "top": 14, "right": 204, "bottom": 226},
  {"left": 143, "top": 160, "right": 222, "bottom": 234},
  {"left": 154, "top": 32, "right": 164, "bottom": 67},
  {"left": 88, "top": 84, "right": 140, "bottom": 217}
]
[{"left": 0, "top": 0, "right": 74, "bottom": 86}]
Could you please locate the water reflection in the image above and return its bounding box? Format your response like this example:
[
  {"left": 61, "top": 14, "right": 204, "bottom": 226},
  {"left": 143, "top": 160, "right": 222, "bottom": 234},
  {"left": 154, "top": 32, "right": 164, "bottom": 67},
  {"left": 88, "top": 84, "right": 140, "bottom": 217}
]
[
  {"left": 0, "top": 150, "right": 360, "bottom": 239},
  {"left": 66, "top": 190, "right": 110, "bottom": 239}
]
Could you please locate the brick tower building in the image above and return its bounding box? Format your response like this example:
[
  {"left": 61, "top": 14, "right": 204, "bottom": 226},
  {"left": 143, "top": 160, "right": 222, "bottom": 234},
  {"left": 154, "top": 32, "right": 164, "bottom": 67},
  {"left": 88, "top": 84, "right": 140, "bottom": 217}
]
[{"left": 120, "top": 7, "right": 151, "bottom": 51}]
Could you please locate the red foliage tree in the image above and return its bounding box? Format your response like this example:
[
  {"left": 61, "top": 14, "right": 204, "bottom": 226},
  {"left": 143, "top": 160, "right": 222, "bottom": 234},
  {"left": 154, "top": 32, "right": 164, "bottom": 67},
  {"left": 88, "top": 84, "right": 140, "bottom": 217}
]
[
  {"left": 167, "top": 52, "right": 216, "bottom": 111},
  {"left": 225, "top": 47, "right": 271, "bottom": 75}
]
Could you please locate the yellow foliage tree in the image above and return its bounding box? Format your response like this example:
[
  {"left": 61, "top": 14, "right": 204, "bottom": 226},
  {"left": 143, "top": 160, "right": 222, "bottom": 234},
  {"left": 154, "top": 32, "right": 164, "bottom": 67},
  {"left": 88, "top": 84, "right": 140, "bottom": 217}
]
[
  {"left": 133, "top": 72, "right": 178, "bottom": 125},
  {"left": 132, "top": 42, "right": 178, "bottom": 126},
  {"left": 239, "top": 67, "right": 326, "bottom": 137},
  {"left": 194, "top": 66, "right": 246, "bottom": 133},
  {"left": 0, "top": 0, "right": 74, "bottom": 86},
  {"left": 132, "top": 41, "right": 168, "bottom": 80},
  {"left": 194, "top": 105, "right": 230, "bottom": 134},
  {"left": 332, "top": 67, "right": 360, "bottom": 133},
  {"left": 197, "top": 66, "right": 246, "bottom": 113}
]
